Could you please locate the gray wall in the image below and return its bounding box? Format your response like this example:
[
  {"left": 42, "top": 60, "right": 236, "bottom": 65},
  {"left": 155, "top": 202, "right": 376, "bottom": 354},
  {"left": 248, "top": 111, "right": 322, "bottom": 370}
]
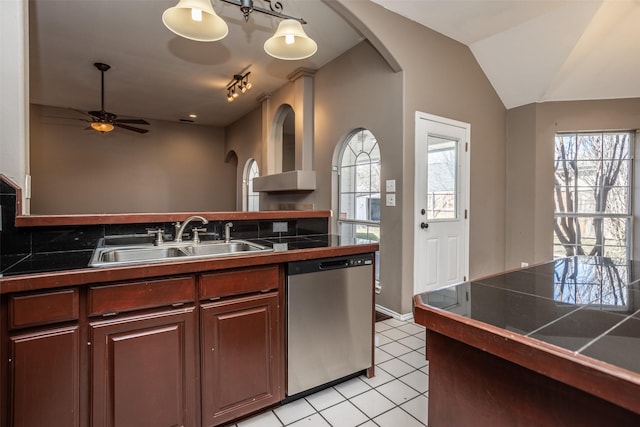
[
  {"left": 506, "top": 98, "right": 640, "bottom": 268},
  {"left": 30, "top": 104, "right": 236, "bottom": 214},
  {"left": 335, "top": 1, "right": 507, "bottom": 314},
  {"left": 228, "top": 2, "right": 509, "bottom": 315},
  {"left": 224, "top": 40, "right": 403, "bottom": 311},
  {"left": 225, "top": 105, "right": 263, "bottom": 210}
]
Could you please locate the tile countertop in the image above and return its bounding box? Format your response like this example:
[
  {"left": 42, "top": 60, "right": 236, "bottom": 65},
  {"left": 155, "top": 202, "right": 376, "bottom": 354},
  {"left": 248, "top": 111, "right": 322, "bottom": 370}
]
[
  {"left": 0, "top": 234, "right": 379, "bottom": 294},
  {"left": 416, "top": 256, "right": 640, "bottom": 376}
]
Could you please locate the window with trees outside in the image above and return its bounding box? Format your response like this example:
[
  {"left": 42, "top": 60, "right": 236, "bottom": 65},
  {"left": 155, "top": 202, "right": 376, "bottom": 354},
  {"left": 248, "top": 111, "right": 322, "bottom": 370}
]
[
  {"left": 338, "top": 129, "right": 380, "bottom": 284},
  {"left": 554, "top": 131, "right": 633, "bottom": 260},
  {"left": 245, "top": 159, "right": 259, "bottom": 212}
]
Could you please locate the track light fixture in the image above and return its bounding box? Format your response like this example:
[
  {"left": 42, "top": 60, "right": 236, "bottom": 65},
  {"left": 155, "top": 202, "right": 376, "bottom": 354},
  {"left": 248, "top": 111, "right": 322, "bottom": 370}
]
[
  {"left": 227, "top": 72, "right": 252, "bottom": 102},
  {"left": 163, "top": 0, "right": 317, "bottom": 60}
]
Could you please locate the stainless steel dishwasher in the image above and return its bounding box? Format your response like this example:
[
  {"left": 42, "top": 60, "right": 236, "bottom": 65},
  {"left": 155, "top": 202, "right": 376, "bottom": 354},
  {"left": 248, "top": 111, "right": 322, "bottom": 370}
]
[{"left": 286, "top": 253, "right": 374, "bottom": 397}]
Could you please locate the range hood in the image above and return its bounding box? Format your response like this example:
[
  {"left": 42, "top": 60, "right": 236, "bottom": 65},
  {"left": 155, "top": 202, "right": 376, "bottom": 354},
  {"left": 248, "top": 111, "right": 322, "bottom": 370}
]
[{"left": 252, "top": 170, "right": 316, "bottom": 192}]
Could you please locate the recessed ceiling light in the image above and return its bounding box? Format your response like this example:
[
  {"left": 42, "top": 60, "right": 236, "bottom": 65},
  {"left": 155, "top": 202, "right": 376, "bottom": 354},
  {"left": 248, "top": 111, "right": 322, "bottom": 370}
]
[{"left": 189, "top": 114, "right": 197, "bottom": 118}]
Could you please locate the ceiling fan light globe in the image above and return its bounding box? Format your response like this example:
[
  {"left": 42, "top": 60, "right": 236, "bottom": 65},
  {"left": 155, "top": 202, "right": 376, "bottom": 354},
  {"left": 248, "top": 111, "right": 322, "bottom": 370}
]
[
  {"left": 91, "top": 122, "right": 115, "bottom": 133},
  {"left": 264, "top": 19, "right": 317, "bottom": 60},
  {"left": 162, "top": 0, "right": 228, "bottom": 42}
]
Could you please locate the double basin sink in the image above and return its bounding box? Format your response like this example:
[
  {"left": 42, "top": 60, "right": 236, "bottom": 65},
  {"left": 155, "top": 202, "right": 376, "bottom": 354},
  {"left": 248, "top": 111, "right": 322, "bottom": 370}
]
[{"left": 90, "top": 235, "right": 273, "bottom": 267}]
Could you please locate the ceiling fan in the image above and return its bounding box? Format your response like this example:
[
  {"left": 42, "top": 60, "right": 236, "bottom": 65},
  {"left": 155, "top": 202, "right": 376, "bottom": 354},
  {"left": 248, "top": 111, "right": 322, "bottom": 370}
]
[{"left": 82, "top": 62, "right": 150, "bottom": 134}]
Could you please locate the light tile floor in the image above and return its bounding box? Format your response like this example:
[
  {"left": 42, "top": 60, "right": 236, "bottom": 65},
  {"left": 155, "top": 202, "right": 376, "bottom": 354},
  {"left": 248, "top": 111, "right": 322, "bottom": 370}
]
[{"left": 227, "top": 318, "right": 428, "bottom": 427}]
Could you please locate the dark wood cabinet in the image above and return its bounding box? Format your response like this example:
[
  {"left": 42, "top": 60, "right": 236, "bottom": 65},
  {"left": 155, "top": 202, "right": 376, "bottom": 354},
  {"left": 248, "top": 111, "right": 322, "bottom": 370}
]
[
  {"left": 201, "top": 292, "right": 282, "bottom": 427},
  {"left": 89, "top": 308, "right": 197, "bottom": 427},
  {"left": 1, "top": 265, "right": 286, "bottom": 427},
  {"left": 5, "top": 288, "right": 81, "bottom": 427},
  {"left": 8, "top": 326, "right": 80, "bottom": 427}
]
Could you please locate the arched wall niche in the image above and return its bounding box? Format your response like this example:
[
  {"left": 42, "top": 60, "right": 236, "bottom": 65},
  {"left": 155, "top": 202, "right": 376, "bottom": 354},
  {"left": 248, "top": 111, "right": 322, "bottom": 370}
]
[
  {"left": 271, "top": 103, "right": 295, "bottom": 173},
  {"left": 253, "top": 69, "right": 317, "bottom": 192}
]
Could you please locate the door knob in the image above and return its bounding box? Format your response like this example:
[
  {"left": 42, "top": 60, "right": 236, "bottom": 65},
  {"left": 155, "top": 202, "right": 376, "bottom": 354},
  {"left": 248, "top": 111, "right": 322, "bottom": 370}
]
[{"left": 420, "top": 222, "right": 429, "bottom": 229}]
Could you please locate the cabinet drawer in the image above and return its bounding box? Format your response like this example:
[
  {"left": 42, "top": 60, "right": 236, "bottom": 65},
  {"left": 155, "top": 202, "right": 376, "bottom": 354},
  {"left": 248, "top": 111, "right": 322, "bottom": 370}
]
[
  {"left": 9, "top": 289, "right": 79, "bottom": 329},
  {"left": 88, "top": 276, "right": 195, "bottom": 316},
  {"left": 200, "top": 266, "right": 280, "bottom": 300}
]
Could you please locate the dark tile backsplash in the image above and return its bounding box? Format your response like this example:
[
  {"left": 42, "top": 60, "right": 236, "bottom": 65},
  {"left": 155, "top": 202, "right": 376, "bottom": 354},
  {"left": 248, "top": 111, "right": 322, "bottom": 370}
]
[
  {"left": 31, "top": 225, "right": 106, "bottom": 253},
  {"left": 1, "top": 184, "right": 31, "bottom": 269},
  {"left": 0, "top": 176, "right": 329, "bottom": 273},
  {"left": 0, "top": 179, "right": 16, "bottom": 195},
  {"left": 296, "top": 217, "right": 331, "bottom": 235}
]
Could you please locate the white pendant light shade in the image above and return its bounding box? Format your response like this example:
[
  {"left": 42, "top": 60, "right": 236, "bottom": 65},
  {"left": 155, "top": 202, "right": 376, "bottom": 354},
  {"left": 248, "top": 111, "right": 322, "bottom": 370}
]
[
  {"left": 162, "top": 0, "right": 228, "bottom": 42},
  {"left": 264, "top": 19, "right": 317, "bottom": 60}
]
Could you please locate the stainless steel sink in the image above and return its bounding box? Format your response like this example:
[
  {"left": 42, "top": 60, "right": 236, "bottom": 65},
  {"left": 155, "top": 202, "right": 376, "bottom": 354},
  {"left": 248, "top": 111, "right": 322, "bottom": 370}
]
[
  {"left": 96, "top": 246, "right": 188, "bottom": 264},
  {"left": 89, "top": 239, "right": 273, "bottom": 267},
  {"left": 182, "top": 241, "right": 269, "bottom": 257}
]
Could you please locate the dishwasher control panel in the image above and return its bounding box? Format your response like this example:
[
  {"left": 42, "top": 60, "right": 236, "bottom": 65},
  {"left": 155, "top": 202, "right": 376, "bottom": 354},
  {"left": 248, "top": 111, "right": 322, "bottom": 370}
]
[
  {"left": 287, "top": 253, "right": 374, "bottom": 275},
  {"left": 349, "top": 257, "right": 372, "bottom": 266}
]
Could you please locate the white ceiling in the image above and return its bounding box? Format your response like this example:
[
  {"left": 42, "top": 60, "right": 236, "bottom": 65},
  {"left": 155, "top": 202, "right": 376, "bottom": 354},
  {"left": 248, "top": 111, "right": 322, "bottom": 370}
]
[
  {"left": 29, "top": 0, "right": 363, "bottom": 127},
  {"left": 31, "top": 1, "right": 640, "bottom": 131},
  {"left": 372, "top": 0, "right": 640, "bottom": 109}
]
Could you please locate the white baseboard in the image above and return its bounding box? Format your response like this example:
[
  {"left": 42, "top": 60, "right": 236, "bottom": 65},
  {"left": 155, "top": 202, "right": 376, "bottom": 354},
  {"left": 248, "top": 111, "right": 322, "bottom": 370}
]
[{"left": 375, "top": 304, "right": 414, "bottom": 322}]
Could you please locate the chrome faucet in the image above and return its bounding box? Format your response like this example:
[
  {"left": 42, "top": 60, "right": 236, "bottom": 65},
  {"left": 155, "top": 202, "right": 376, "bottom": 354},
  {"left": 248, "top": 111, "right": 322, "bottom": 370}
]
[
  {"left": 224, "top": 222, "right": 234, "bottom": 243},
  {"left": 174, "top": 215, "right": 209, "bottom": 243}
]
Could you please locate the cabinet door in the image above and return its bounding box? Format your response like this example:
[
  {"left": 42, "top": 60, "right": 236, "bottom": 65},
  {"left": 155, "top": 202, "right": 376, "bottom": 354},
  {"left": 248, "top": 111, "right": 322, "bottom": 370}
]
[
  {"left": 9, "top": 326, "right": 80, "bottom": 427},
  {"left": 90, "top": 308, "right": 197, "bottom": 427},
  {"left": 201, "top": 293, "right": 282, "bottom": 427}
]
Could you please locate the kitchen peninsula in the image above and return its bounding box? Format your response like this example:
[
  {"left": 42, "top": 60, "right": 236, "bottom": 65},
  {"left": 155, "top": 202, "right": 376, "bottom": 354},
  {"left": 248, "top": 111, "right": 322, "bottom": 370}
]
[
  {"left": 0, "top": 177, "right": 378, "bottom": 427},
  {"left": 414, "top": 256, "right": 640, "bottom": 427}
]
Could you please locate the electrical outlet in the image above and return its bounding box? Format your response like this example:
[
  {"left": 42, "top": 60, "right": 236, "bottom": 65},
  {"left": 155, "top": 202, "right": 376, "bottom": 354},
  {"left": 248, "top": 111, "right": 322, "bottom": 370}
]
[
  {"left": 386, "top": 194, "right": 396, "bottom": 206},
  {"left": 273, "top": 222, "right": 288, "bottom": 233},
  {"left": 521, "top": 262, "right": 529, "bottom": 268},
  {"left": 385, "top": 179, "right": 396, "bottom": 192}
]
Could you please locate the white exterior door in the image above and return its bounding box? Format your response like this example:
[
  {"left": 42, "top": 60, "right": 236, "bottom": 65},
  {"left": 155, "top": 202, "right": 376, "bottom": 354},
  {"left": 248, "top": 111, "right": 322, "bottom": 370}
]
[{"left": 414, "top": 112, "right": 470, "bottom": 295}]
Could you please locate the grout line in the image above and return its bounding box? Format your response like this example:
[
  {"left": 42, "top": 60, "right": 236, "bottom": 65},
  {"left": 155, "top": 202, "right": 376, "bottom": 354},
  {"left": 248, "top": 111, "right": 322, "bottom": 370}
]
[{"left": 242, "top": 320, "right": 428, "bottom": 426}]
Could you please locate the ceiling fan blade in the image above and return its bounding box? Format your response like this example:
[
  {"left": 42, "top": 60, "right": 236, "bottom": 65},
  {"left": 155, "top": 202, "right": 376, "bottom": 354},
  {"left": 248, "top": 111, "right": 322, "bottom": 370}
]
[
  {"left": 70, "top": 108, "right": 94, "bottom": 118},
  {"left": 42, "top": 115, "right": 90, "bottom": 123},
  {"left": 116, "top": 118, "right": 149, "bottom": 125},
  {"left": 115, "top": 123, "right": 149, "bottom": 134}
]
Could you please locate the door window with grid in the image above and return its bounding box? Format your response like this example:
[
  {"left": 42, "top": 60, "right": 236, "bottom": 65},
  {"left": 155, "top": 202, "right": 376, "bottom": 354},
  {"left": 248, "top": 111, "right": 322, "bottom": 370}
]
[{"left": 554, "top": 131, "right": 633, "bottom": 259}]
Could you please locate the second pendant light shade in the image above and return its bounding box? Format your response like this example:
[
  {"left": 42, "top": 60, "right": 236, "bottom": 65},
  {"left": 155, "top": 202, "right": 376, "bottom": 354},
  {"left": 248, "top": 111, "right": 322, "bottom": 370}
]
[{"left": 264, "top": 19, "right": 318, "bottom": 61}]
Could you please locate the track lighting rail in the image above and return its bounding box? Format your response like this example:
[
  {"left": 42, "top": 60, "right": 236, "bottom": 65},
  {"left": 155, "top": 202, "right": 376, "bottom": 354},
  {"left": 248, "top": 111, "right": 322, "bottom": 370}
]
[{"left": 220, "top": 0, "right": 307, "bottom": 24}]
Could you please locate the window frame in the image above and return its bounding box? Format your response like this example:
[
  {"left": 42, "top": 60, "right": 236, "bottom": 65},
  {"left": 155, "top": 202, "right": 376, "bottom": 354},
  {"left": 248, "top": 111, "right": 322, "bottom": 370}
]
[
  {"left": 243, "top": 159, "right": 259, "bottom": 212},
  {"left": 553, "top": 130, "right": 634, "bottom": 259},
  {"left": 337, "top": 129, "right": 381, "bottom": 232},
  {"left": 337, "top": 129, "right": 381, "bottom": 287}
]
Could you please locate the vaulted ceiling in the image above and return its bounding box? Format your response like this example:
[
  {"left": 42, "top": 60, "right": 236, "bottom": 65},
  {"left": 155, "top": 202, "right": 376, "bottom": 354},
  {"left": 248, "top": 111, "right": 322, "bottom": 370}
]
[{"left": 373, "top": 0, "right": 640, "bottom": 109}]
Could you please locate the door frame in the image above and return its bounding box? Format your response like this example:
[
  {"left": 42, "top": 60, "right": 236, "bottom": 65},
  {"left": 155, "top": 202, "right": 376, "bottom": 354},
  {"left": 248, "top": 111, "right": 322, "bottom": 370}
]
[{"left": 414, "top": 111, "right": 470, "bottom": 294}]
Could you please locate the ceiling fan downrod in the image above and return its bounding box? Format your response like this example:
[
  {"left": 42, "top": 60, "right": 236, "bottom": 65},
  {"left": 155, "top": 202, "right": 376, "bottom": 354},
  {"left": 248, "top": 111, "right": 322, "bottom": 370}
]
[{"left": 94, "top": 62, "right": 111, "bottom": 112}]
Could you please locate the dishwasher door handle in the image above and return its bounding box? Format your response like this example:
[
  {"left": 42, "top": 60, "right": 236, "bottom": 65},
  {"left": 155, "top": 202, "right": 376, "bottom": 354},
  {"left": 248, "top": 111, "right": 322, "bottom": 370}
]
[{"left": 319, "top": 260, "right": 350, "bottom": 270}]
